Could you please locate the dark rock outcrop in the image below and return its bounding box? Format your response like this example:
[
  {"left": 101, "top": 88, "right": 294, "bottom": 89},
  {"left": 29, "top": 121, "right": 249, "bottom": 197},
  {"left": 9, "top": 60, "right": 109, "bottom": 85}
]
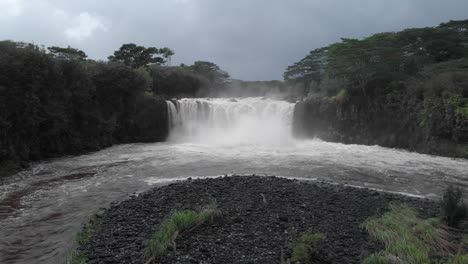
[{"left": 293, "top": 87, "right": 468, "bottom": 159}]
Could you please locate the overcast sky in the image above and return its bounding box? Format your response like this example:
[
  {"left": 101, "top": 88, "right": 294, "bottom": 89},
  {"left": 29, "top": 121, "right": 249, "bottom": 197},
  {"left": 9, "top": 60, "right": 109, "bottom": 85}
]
[{"left": 0, "top": 0, "right": 467, "bottom": 80}]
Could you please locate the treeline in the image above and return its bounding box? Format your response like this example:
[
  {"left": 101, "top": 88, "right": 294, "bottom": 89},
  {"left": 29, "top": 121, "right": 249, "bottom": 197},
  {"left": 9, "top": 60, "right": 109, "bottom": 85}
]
[
  {"left": 0, "top": 41, "right": 230, "bottom": 176},
  {"left": 290, "top": 19, "right": 468, "bottom": 157}
]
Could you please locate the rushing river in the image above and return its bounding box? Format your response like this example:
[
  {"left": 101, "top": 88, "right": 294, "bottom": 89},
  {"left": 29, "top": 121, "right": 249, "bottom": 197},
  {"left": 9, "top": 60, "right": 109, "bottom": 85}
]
[{"left": 1, "top": 97, "right": 468, "bottom": 264}]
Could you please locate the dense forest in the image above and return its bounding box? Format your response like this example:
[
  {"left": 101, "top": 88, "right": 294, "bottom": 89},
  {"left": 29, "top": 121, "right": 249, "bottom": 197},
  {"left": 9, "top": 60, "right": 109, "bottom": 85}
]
[
  {"left": 0, "top": 41, "right": 230, "bottom": 177},
  {"left": 290, "top": 20, "right": 468, "bottom": 157}
]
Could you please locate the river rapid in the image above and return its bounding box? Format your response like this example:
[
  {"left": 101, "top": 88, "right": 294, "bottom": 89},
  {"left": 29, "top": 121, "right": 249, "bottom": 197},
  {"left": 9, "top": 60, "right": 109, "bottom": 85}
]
[{"left": 1, "top": 97, "right": 468, "bottom": 263}]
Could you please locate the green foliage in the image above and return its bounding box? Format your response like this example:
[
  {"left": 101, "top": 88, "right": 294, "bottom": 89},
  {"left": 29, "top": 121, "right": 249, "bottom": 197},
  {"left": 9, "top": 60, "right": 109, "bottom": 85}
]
[
  {"left": 290, "top": 230, "right": 324, "bottom": 263},
  {"left": 66, "top": 213, "right": 103, "bottom": 264},
  {"left": 0, "top": 41, "right": 169, "bottom": 168},
  {"left": 76, "top": 214, "right": 102, "bottom": 244},
  {"left": 440, "top": 186, "right": 468, "bottom": 228},
  {"left": 362, "top": 205, "right": 454, "bottom": 264},
  {"left": 149, "top": 65, "right": 210, "bottom": 97},
  {"left": 332, "top": 88, "right": 348, "bottom": 104},
  {"left": 108, "top": 43, "right": 168, "bottom": 68},
  {"left": 159, "top": 47, "right": 175, "bottom": 65},
  {"left": 145, "top": 203, "right": 220, "bottom": 259},
  {"left": 285, "top": 19, "right": 468, "bottom": 94},
  {"left": 67, "top": 249, "right": 87, "bottom": 264},
  {"left": 449, "top": 96, "right": 468, "bottom": 119},
  {"left": 362, "top": 254, "right": 390, "bottom": 264},
  {"left": 48, "top": 46, "right": 87, "bottom": 61},
  {"left": 283, "top": 47, "right": 328, "bottom": 88},
  {"left": 197, "top": 202, "right": 222, "bottom": 223},
  {"left": 190, "top": 61, "right": 230, "bottom": 84},
  {"left": 447, "top": 254, "right": 468, "bottom": 264}
]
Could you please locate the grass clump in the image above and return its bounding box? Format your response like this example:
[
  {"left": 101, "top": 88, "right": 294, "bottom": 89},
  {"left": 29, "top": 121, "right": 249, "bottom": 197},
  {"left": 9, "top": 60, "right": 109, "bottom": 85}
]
[
  {"left": 448, "top": 254, "right": 468, "bottom": 264},
  {"left": 362, "top": 254, "right": 390, "bottom": 264},
  {"left": 290, "top": 229, "right": 325, "bottom": 263},
  {"left": 145, "top": 203, "right": 220, "bottom": 260},
  {"left": 440, "top": 186, "right": 467, "bottom": 228},
  {"left": 66, "top": 213, "right": 103, "bottom": 264},
  {"left": 76, "top": 214, "right": 103, "bottom": 244},
  {"left": 362, "top": 204, "right": 455, "bottom": 264},
  {"left": 67, "top": 249, "right": 87, "bottom": 264}
]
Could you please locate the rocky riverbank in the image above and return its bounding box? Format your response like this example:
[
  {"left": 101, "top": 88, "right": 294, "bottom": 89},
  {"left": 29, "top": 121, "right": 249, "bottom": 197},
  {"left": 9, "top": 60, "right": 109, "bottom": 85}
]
[{"left": 78, "top": 176, "right": 438, "bottom": 264}]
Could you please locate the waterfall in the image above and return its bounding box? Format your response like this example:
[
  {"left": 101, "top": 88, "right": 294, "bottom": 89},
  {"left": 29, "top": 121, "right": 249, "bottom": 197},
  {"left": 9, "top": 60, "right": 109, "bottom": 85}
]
[{"left": 166, "top": 97, "right": 295, "bottom": 145}]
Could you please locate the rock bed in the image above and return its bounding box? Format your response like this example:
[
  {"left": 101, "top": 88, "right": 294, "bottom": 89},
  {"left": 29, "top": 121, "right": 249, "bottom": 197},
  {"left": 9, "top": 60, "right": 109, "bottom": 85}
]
[{"left": 79, "top": 176, "right": 437, "bottom": 263}]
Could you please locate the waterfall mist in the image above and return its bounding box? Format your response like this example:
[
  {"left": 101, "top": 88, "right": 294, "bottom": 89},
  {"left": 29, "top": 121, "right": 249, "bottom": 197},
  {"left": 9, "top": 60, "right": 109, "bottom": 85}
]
[{"left": 166, "top": 97, "right": 295, "bottom": 146}]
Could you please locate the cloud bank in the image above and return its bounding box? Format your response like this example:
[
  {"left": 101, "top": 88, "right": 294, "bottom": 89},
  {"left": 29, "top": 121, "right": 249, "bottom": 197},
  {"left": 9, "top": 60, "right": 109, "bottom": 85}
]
[{"left": 0, "top": 0, "right": 467, "bottom": 80}]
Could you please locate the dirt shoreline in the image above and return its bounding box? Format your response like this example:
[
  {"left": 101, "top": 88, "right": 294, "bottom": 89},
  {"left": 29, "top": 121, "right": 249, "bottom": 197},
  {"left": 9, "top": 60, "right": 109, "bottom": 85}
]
[{"left": 79, "top": 176, "right": 438, "bottom": 263}]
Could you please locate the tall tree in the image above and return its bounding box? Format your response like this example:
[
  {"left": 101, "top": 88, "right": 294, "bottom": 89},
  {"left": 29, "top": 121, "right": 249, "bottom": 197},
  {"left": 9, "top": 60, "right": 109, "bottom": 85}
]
[
  {"left": 48, "top": 45, "right": 87, "bottom": 61},
  {"left": 108, "top": 43, "right": 167, "bottom": 68},
  {"left": 284, "top": 47, "right": 328, "bottom": 87},
  {"left": 159, "top": 47, "right": 175, "bottom": 66},
  {"left": 190, "top": 61, "right": 230, "bottom": 84}
]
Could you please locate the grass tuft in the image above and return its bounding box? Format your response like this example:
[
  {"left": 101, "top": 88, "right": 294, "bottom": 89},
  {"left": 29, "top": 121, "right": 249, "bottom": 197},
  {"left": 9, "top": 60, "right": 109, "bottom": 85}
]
[
  {"left": 362, "top": 254, "right": 390, "bottom": 264},
  {"left": 67, "top": 249, "right": 87, "bottom": 264},
  {"left": 76, "top": 214, "right": 103, "bottom": 244},
  {"left": 448, "top": 254, "right": 468, "bottom": 264},
  {"left": 362, "top": 204, "right": 455, "bottom": 264},
  {"left": 290, "top": 229, "right": 325, "bottom": 263},
  {"left": 66, "top": 213, "right": 103, "bottom": 264},
  {"left": 145, "top": 203, "right": 220, "bottom": 259}
]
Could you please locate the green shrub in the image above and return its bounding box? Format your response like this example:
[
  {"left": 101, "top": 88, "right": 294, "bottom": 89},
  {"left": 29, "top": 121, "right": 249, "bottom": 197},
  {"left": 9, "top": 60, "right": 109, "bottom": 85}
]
[
  {"left": 440, "top": 186, "right": 467, "bottom": 227},
  {"left": 145, "top": 203, "right": 220, "bottom": 259},
  {"left": 362, "top": 204, "right": 453, "bottom": 264},
  {"left": 291, "top": 230, "right": 325, "bottom": 262},
  {"left": 76, "top": 214, "right": 103, "bottom": 244},
  {"left": 362, "top": 254, "right": 390, "bottom": 264},
  {"left": 67, "top": 249, "right": 87, "bottom": 264}
]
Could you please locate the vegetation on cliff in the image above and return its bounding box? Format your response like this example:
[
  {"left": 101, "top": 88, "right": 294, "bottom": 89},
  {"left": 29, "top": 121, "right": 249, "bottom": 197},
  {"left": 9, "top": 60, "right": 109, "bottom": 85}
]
[
  {"left": 289, "top": 19, "right": 468, "bottom": 157},
  {"left": 0, "top": 41, "right": 229, "bottom": 176}
]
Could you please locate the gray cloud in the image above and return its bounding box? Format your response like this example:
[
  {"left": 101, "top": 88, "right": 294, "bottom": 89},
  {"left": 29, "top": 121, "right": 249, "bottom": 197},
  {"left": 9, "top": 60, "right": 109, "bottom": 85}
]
[{"left": 1, "top": 0, "right": 467, "bottom": 80}]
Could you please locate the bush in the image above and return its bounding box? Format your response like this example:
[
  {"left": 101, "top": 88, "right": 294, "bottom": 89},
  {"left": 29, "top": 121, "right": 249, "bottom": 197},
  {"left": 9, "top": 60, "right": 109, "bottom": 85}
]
[
  {"left": 362, "top": 204, "right": 454, "bottom": 264},
  {"left": 440, "top": 186, "right": 467, "bottom": 228},
  {"left": 290, "top": 230, "right": 325, "bottom": 263}
]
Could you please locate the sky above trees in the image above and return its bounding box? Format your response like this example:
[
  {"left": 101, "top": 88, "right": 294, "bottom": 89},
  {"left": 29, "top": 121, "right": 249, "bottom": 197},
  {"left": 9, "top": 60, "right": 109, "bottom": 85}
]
[{"left": 1, "top": 0, "right": 467, "bottom": 80}]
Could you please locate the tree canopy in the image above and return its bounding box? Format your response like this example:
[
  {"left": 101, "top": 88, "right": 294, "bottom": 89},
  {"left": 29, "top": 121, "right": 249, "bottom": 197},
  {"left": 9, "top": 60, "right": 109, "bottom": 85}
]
[
  {"left": 190, "top": 61, "right": 230, "bottom": 84},
  {"left": 47, "top": 46, "right": 87, "bottom": 61},
  {"left": 108, "top": 43, "right": 170, "bottom": 68},
  {"left": 285, "top": 19, "right": 468, "bottom": 94}
]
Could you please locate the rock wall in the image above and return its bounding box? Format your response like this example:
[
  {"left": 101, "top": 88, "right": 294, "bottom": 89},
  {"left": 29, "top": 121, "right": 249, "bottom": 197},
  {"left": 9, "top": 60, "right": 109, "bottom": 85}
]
[{"left": 293, "top": 94, "right": 468, "bottom": 158}]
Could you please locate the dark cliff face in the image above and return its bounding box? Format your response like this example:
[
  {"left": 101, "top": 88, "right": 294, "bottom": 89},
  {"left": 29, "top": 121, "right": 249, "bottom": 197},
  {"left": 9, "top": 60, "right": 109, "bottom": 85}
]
[
  {"left": 122, "top": 96, "right": 169, "bottom": 143},
  {"left": 293, "top": 90, "right": 468, "bottom": 158},
  {"left": 0, "top": 97, "right": 169, "bottom": 177}
]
